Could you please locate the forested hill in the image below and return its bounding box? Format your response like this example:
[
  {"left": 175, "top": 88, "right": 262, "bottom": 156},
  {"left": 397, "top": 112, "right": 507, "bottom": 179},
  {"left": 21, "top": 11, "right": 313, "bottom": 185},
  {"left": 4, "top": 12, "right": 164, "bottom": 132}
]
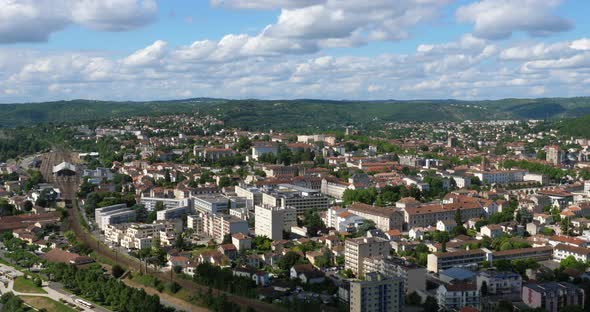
[
  {"left": 1, "top": 96, "right": 590, "bottom": 130},
  {"left": 558, "top": 114, "right": 590, "bottom": 138}
]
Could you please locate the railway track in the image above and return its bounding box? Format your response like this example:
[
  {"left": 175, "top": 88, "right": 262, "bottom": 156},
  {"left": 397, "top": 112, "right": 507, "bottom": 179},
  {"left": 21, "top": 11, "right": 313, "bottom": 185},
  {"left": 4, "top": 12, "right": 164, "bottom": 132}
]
[{"left": 37, "top": 150, "right": 282, "bottom": 312}]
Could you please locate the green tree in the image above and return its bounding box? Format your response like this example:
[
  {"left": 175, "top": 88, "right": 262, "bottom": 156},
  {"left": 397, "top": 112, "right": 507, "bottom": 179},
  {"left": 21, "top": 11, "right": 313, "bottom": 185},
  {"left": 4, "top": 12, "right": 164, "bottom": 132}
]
[
  {"left": 423, "top": 296, "right": 439, "bottom": 312},
  {"left": 112, "top": 264, "right": 125, "bottom": 278}
]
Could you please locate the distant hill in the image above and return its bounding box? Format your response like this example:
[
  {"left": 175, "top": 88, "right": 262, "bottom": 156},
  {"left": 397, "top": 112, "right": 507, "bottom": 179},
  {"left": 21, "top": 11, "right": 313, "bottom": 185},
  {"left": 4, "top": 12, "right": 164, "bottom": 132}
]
[
  {"left": 1, "top": 97, "right": 590, "bottom": 130},
  {"left": 558, "top": 114, "right": 590, "bottom": 138}
]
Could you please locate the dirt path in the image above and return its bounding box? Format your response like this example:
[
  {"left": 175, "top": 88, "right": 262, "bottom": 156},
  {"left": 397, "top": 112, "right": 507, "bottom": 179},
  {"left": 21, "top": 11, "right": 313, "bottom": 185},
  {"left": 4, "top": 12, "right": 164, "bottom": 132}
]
[{"left": 124, "top": 278, "right": 209, "bottom": 312}]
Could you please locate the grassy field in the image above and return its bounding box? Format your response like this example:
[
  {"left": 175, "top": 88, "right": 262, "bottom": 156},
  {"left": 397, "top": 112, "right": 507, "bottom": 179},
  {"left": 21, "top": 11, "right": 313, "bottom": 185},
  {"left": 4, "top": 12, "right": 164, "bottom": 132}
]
[
  {"left": 21, "top": 296, "right": 77, "bottom": 312},
  {"left": 13, "top": 276, "right": 47, "bottom": 294}
]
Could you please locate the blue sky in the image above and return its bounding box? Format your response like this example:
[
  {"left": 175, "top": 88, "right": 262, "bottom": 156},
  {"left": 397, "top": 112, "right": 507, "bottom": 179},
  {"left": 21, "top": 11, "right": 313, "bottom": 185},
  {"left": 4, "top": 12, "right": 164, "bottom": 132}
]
[{"left": 0, "top": 0, "right": 589, "bottom": 102}]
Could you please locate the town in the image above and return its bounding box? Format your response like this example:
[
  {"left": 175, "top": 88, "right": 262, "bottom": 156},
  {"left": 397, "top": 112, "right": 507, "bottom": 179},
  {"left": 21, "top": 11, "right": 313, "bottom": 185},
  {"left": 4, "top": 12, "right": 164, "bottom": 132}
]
[{"left": 1, "top": 113, "right": 590, "bottom": 312}]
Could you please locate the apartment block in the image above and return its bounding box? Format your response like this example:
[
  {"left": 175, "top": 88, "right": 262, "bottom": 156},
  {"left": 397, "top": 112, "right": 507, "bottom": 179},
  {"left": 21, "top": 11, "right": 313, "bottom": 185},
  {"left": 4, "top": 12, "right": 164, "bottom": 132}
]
[
  {"left": 156, "top": 206, "right": 189, "bottom": 221},
  {"left": 347, "top": 203, "right": 404, "bottom": 232},
  {"left": 436, "top": 282, "right": 480, "bottom": 311},
  {"left": 139, "top": 197, "right": 190, "bottom": 212},
  {"left": 95, "top": 204, "right": 136, "bottom": 230},
  {"left": 261, "top": 184, "right": 329, "bottom": 215},
  {"left": 553, "top": 243, "right": 590, "bottom": 262},
  {"left": 522, "top": 282, "right": 584, "bottom": 312},
  {"left": 201, "top": 212, "right": 248, "bottom": 243},
  {"left": 363, "top": 256, "right": 426, "bottom": 294},
  {"left": 476, "top": 270, "right": 522, "bottom": 301},
  {"left": 427, "top": 249, "right": 486, "bottom": 273},
  {"left": 349, "top": 273, "right": 403, "bottom": 312},
  {"left": 488, "top": 246, "right": 553, "bottom": 263},
  {"left": 345, "top": 236, "right": 391, "bottom": 277},
  {"left": 254, "top": 205, "right": 297, "bottom": 241}
]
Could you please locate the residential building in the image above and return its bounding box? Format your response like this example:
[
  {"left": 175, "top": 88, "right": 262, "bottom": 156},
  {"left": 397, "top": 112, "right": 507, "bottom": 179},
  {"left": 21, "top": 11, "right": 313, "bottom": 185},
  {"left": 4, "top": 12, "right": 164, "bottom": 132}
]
[
  {"left": 139, "top": 197, "right": 190, "bottom": 212},
  {"left": 471, "top": 170, "right": 526, "bottom": 184},
  {"left": 251, "top": 141, "right": 278, "bottom": 160},
  {"left": 546, "top": 145, "right": 564, "bottom": 166},
  {"left": 193, "top": 194, "right": 233, "bottom": 214},
  {"left": 427, "top": 249, "right": 486, "bottom": 273},
  {"left": 254, "top": 205, "right": 297, "bottom": 241},
  {"left": 231, "top": 233, "right": 252, "bottom": 252},
  {"left": 348, "top": 203, "right": 404, "bottom": 231},
  {"left": 553, "top": 244, "right": 590, "bottom": 262},
  {"left": 95, "top": 204, "right": 136, "bottom": 230},
  {"left": 261, "top": 184, "right": 329, "bottom": 215},
  {"left": 156, "top": 206, "right": 188, "bottom": 221},
  {"left": 363, "top": 256, "right": 426, "bottom": 293},
  {"left": 345, "top": 236, "right": 391, "bottom": 277},
  {"left": 522, "top": 282, "right": 584, "bottom": 312},
  {"left": 349, "top": 272, "right": 403, "bottom": 312},
  {"left": 487, "top": 246, "right": 553, "bottom": 263},
  {"left": 321, "top": 177, "right": 351, "bottom": 199},
  {"left": 436, "top": 282, "right": 480, "bottom": 311},
  {"left": 324, "top": 206, "right": 365, "bottom": 232},
  {"left": 234, "top": 185, "right": 263, "bottom": 207},
  {"left": 94, "top": 204, "right": 127, "bottom": 229},
  {"left": 201, "top": 212, "right": 249, "bottom": 243},
  {"left": 476, "top": 270, "right": 522, "bottom": 301}
]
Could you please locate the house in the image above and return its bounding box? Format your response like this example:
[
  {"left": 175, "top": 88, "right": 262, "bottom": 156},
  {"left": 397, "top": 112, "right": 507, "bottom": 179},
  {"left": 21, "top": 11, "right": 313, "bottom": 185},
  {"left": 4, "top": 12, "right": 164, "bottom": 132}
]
[
  {"left": 218, "top": 244, "right": 238, "bottom": 260},
  {"left": 290, "top": 264, "right": 325, "bottom": 284},
  {"left": 526, "top": 221, "right": 544, "bottom": 236},
  {"left": 41, "top": 249, "right": 94, "bottom": 265},
  {"left": 233, "top": 266, "right": 270, "bottom": 286},
  {"left": 480, "top": 224, "right": 503, "bottom": 238},
  {"left": 231, "top": 233, "right": 252, "bottom": 252},
  {"left": 533, "top": 213, "right": 553, "bottom": 225},
  {"left": 168, "top": 256, "right": 190, "bottom": 268},
  {"left": 437, "top": 219, "right": 457, "bottom": 232}
]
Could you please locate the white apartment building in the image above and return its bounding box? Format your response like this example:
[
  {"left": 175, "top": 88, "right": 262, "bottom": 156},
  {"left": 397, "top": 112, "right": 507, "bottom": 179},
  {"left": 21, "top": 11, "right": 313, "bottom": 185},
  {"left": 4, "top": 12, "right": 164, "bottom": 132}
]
[
  {"left": 427, "top": 249, "right": 486, "bottom": 273},
  {"left": 436, "top": 282, "right": 480, "bottom": 311},
  {"left": 345, "top": 237, "right": 391, "bottom": 277},
  {"left": 349, "top": 273, "right": 403, "bottom": 312},
  {"left": 261, "top": 184, "right": 329, "bottom": 215},
  {"left": 553, "top": 243, "right": 590, "bottom": 262},
  {"left": 251, "top": 142, "right": 278, "bottom": 160},
  {"left": 476, "top": 271, "right": 522, "bottom": 301},
  {"left": 187, "top": 215, "right": 203, "bottom": 233},
  {"left": 156, "top": 206, "right": 189, "bottom": 221},
  {"left": 117, "top": 223, "right": 165, "bottom": 250},
  {"left": 254, "top": 205, "right": 297, "bottom": 241},
  {"left": 324, "top": 207, "right": 365, "bottom": 232},
  {"left": 139, "top": 197, "right": 190, "bottom": 212},
  {"left": 348, "top": 203, "right": 404, "bottom": 232},
  {"left": 200, "top": 212, "right": 249, "bottom": 243},
  {"left": 95, "top": 204, "right": 127, "bottom": 229},
  {"left": 472, "top": 170, "right": 526, "bottom": 184},
  {"left": 234, "top": 185, "right": 263, "bottom": 207},
  {"left": 320, "top": 177, "right": 350, "bottom": 199},
  {"left": 363, "top": 256, "right": 426, "bottom": 294}
]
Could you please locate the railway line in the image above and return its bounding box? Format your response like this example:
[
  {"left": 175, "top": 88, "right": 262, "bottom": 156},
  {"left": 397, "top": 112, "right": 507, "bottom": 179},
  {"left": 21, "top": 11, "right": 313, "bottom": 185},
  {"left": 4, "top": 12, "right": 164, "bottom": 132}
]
[{"left": 37, "top": 149, "right": 282, "bottom": 312}]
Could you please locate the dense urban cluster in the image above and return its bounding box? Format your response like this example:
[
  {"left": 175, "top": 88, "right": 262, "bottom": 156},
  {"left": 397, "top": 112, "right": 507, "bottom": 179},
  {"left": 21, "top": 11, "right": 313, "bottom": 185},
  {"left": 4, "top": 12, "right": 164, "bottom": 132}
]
[{"left": 2, "top": 114, "right": 590, "bottom": 312}]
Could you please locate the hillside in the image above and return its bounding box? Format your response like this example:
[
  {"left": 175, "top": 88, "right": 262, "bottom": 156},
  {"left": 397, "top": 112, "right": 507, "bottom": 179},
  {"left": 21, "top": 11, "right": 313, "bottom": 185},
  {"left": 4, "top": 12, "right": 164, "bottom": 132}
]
[
  {"left": 1, "top": 97, "right": 590, "bottom": 130},
  {"left": 558, "top": 114, "right": 590, "bottom": 138}
]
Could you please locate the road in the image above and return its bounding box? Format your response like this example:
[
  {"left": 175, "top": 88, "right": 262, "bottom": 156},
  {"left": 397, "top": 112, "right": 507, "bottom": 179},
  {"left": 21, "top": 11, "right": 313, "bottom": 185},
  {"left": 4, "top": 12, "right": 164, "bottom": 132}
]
[
  {"left": 38, "top": 149, "right": 282, "bottom": 312},
  {"left": 0, "top": 264, "right": 110, "bottom": 312}
]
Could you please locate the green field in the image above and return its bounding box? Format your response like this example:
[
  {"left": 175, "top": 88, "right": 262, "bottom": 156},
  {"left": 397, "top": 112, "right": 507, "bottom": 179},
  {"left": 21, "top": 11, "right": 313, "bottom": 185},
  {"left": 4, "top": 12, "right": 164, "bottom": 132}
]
[
  {"left": 21, "top": 296, "right": 77, "bottom": 312},
  {"left": 13, "top": 276, "right": 47, "bottom": 294}
]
